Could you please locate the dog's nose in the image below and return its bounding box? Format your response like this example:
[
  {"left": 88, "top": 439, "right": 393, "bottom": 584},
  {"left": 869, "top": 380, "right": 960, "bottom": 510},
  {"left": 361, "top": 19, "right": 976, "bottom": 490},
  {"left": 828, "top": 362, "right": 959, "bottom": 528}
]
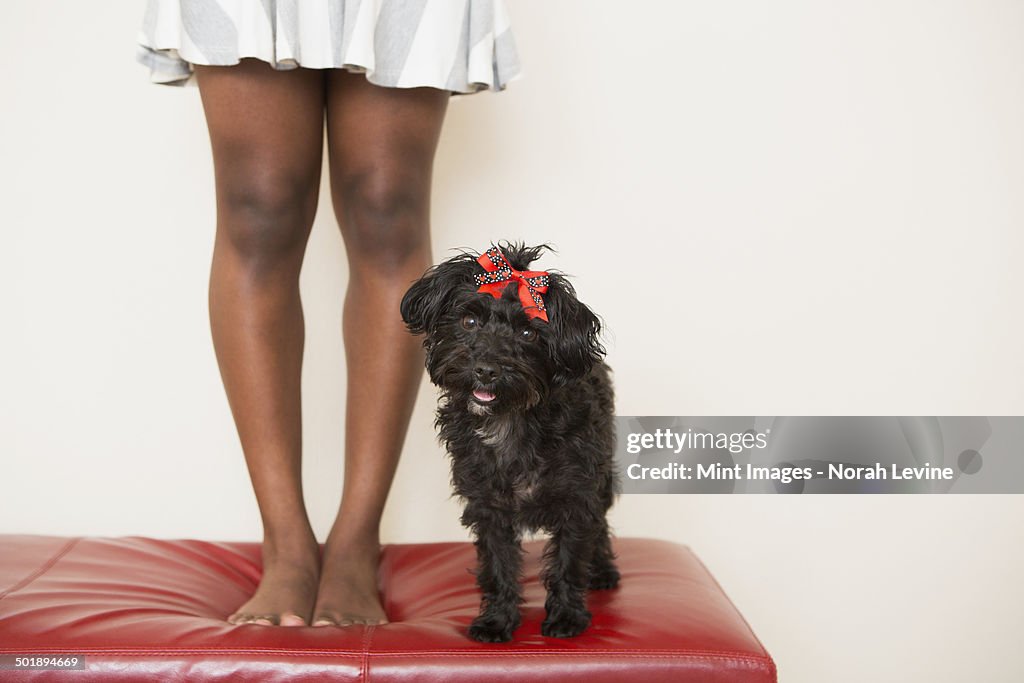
[{"left": 474, "top": 362, "right": 501, "bottom": 383}]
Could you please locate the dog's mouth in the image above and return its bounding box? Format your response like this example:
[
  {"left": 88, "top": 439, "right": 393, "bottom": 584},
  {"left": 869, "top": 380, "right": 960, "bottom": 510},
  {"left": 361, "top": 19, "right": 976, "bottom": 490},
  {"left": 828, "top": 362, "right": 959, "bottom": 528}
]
[{"left": 472, "top": 387, "right": 497, "bottom": 403}]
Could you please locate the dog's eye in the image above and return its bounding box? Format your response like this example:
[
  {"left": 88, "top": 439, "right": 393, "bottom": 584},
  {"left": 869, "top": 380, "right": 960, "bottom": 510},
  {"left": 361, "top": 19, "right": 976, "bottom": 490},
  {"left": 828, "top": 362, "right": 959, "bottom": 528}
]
[
  {"left": 461, "top": 314, "right": 479, "bottom": 330},
  {"left": 520, "top": 328, "right": 538, "bottom": 342}
]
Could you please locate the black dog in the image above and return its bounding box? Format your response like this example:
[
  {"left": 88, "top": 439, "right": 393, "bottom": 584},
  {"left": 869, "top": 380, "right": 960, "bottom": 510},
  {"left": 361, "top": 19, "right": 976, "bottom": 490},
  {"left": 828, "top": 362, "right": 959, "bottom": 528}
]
[{"left": 400, "top": 242, "right": 619, "bottom": 643}]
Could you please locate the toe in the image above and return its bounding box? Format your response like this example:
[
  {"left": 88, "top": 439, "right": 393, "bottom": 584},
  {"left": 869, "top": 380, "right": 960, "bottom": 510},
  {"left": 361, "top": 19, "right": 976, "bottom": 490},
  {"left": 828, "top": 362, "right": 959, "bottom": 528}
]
[
  {"left": 311, "top": 612, "right": 388, "bottom": 627},
  {"left": 351, "top": 616, "right": 388, "bottom": 626},
  {"left": 229, "top": 613, "right": 264, "bottom": 626},
  {"left": 279, "top": 613, "right": 307, "bottom": 627}
]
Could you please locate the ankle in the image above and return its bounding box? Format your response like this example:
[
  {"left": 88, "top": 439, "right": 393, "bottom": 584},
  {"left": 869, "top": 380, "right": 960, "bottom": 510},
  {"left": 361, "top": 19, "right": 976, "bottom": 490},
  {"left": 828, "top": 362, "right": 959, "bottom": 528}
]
[
  {"left": 262, "top": 527, "right": 319, "bottom": 557},
  {"left": 325, "top": 526, "right": 381, "bottom": 554}
]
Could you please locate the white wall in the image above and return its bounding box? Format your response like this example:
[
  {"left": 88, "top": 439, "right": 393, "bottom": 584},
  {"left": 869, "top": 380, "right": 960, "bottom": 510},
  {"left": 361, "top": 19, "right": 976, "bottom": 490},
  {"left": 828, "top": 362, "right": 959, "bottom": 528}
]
[{"left": 4, "top": 2, "right": 1024, "bottom": 681}]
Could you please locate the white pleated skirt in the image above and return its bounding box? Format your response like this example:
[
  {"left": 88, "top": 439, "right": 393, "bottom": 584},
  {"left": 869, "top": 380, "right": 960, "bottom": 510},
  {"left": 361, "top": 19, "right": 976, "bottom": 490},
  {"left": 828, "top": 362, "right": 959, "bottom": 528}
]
[{"left": 136, "top": 0, "right": 521, "bottom": 94}]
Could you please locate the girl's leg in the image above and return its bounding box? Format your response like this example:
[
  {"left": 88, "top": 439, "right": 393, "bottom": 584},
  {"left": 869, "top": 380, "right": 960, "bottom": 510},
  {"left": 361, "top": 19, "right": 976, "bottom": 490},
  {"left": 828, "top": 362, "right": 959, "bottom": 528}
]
[
  {"left": 195, "top": 59, "right": 326, "bottom": 626},
  {"left": 311, "top": 71, "right": 449, "bottom": 626}
]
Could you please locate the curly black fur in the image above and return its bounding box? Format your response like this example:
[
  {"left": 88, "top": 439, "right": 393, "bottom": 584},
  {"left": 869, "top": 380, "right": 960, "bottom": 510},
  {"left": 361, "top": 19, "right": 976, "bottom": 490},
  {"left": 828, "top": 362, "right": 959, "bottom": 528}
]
[{"left": 401, "top": 242, "right": 620, "bottom": 643}]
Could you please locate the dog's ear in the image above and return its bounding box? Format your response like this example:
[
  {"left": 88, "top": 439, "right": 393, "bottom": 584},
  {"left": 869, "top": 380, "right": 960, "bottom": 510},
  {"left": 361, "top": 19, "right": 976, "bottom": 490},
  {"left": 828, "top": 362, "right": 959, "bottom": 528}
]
[
  {"left": 544, "top": 272, "right": 605, "bottom": 384},
  {"left": 400, "top": 254, "right": 478, "bottom": 335}
]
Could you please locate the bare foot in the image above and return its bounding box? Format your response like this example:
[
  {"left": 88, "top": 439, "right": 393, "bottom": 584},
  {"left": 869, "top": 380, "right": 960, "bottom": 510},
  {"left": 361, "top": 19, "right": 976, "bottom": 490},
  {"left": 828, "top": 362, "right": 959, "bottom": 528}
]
[
  {"left": 228, "top": 533, "right": 320, "bottom": 626},
  {"left": 311, "top": 534, "right": 388, "bottom": 626}
]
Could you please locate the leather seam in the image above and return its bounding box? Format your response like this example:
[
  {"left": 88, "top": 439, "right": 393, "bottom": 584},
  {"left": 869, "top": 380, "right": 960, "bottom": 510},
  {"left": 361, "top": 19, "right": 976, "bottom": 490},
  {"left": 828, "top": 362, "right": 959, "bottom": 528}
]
[
  {"left": 0, "top": 648, "right": 772, "bottom": 664},
  {"left": 0, "top": 537, "right": 81, "bottom": 601},
  {"left": 691, "top": 552, "right": 778, "bottom": 682},
  {"left": 360, "top": 648, "right": 770, "bottom": 660},
  {"left": 0, "top": 646, "right": 766, "bottom": 656},
  {"left": 364, "top": 653, "right": 773, "bottom": 665},
  {"left": 360, "top": 624, "right": 375, "bottom": 682}
]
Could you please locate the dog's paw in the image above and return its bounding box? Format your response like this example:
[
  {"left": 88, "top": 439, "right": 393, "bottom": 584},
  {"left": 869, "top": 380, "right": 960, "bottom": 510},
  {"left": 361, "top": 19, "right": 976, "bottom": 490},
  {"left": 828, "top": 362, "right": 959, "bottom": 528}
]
[
  {"left": 468, "top": 614, "right": 519, "bottom": 643},
  {"left": 541, "top": 608, "right": 592, "bottom": 638},
  {"left": 588, "top": 564, "right": 621, "bottom": 590}
]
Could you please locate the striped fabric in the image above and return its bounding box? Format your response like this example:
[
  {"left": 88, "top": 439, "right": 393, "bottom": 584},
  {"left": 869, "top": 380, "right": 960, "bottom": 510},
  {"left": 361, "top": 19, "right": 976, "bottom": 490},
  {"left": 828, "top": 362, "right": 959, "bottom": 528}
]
[{"left": 136, "top": 0, "right": 521, "bottom": 93}]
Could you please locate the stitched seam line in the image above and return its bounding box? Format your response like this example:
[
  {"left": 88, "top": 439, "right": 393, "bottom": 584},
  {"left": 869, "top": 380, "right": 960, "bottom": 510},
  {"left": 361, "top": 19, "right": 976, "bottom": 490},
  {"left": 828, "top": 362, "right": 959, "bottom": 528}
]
[
  {"left": 360, "top": 625, "right": 375, "bottom": 682},
  {"left": 0, "top": 537, "right": 81, "bottom": 601},
  {"left": 691, "top": 552, "right": 778, "bottom": 681},
  {"left": 0, "top": 651, "right": 774, "bottom": 663},
  {"left": 366, "top": 649, "right": 769, "bottom": 659},
  {"left": 0, "top": 647, "right": 770, "bottom": 655},
  {"left": 364, "top": 653, "right": 771, "bottom": 666},
  {"left": 0, "top": 648, "right": 772, "bottom": 664}
]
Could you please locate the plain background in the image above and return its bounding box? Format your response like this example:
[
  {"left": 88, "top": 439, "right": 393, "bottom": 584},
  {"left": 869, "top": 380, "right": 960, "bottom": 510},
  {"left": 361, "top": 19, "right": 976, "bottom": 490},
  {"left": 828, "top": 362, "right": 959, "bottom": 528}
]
[{"left": 4, "top": 1, "right": 1024, "bottom": 681}]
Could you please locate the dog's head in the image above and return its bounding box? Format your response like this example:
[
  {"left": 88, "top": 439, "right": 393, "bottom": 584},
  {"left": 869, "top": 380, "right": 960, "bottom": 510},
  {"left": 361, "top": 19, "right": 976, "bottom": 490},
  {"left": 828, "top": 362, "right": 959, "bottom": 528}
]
[{"left": 400, "top": 242, "right": 604, "bottom": 415}]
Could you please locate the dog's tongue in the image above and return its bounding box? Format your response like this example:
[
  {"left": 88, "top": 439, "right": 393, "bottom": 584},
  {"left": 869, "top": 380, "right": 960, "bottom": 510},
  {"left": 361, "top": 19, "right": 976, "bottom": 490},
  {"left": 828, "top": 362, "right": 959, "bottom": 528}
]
[{"left": 473, "top": 388, "right": 496, "bottom": 402}]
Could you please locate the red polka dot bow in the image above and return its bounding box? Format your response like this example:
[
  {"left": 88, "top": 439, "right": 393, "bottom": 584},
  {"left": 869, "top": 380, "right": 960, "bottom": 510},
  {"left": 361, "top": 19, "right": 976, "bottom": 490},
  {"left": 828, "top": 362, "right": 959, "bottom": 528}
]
[{"left": 474, "top": 247, "right": 550, "bottom": 322}]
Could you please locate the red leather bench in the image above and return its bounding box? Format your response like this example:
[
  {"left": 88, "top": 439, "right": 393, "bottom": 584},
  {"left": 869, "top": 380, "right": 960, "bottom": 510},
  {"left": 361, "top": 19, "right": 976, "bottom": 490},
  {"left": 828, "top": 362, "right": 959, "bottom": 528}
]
[{"left": 0, "top": 535, "right": 775, "bottom": 681}]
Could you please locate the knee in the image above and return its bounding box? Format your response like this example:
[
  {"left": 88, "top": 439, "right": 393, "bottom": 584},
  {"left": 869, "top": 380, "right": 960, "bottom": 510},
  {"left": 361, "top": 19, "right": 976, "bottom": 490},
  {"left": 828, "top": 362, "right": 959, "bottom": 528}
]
[
  {"left": 218, "top": 171, "right": 317, "bottom": 263},
  {"left": 339, "top": 170, "right": 430, "bottom": 271}
]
